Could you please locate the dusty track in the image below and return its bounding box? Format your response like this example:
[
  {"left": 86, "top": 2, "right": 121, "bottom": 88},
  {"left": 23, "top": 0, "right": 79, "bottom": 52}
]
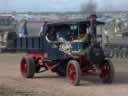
[{"left": 0, "top": 53, "right": 128, "bottom": 96}]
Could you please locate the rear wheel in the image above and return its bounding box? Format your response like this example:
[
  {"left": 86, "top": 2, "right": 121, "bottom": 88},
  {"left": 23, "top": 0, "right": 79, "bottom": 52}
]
[
  {"left": 66, "top": 60, "right": 81, "bottom": 86},
  {"left": 20, "top": 56, "right": 35, "bottom": 78},
  {"left": 100, "top": 60, "right": 114, "bottom": 84}
]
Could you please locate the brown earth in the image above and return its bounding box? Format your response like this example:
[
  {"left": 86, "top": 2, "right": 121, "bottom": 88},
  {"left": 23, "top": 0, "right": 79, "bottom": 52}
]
[{"left": 0, "top": 53, "right": 128, "bottom": 96}]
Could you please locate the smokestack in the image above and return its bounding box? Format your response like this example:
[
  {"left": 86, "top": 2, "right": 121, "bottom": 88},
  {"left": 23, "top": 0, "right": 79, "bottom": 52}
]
[
  {"left": 90, "top": 14, "right": 97, "bottom": 35},
  {"left": 89, "top": 14, "right": 97, "bottom": 43}
]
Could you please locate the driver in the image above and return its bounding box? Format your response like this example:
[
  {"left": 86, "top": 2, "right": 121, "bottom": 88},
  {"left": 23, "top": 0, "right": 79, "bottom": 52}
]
[
  {"left": 45, "top": 27, "right": 57, "bottom": 42},
  {"left": 80, "top": 27, "right": 89, "bottom": 42}
]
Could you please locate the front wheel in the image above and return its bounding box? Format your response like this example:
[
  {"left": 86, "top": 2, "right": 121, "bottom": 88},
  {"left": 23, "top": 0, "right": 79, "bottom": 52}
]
[
  {"left": 66, "top": 60, "right": 81, "bottom": 86},
  {"left": 100, "top": 60, "right": 114, "bottom": 84},
  {"left": 20, "top": 56, "right": 35, "bottom": 78}
]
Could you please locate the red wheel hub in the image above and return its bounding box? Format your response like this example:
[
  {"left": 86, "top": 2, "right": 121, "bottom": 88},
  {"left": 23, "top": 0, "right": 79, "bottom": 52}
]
[
  {"left": 67, "top": 64, "right": 76, "bottom": 84},
  {"left": 21, "top": 59, "right": 28, "bottom": 77},
  {"left": 100, "top": 64, "right": 110, "bottom": 80}
]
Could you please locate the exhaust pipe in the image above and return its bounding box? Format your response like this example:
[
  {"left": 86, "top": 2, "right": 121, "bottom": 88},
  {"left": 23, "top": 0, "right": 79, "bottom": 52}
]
[{"left": 89, "top": 14, "right": 97, "bottom": 43}]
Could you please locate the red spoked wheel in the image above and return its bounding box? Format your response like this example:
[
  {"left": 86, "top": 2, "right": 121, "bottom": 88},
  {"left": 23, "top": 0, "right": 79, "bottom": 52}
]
[
  {"left": 100, "top": 60, "right": 114, "bottom": 84},
  {"left": 21, "top": 56, "right": 35, "bottom": 78},
  {"left": 21, "top": 59, "right": 27, "bottom": 77},
  {"left": 67, "top": 60, "right": 81, "bottom": 86}
]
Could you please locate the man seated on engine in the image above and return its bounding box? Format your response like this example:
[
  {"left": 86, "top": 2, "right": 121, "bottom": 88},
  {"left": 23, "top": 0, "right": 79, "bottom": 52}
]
[{"left": 72, "top": 26, "right": 90, "bottom": 43}]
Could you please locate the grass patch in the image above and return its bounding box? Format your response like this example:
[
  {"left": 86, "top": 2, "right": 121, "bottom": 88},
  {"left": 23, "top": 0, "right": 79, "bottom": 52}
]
[
  {"left": 112, "top": 58, "right": 128, "bottom": 65},
  {"left": 0, "top": 84, "right": 50, "bottom": 96},
  {"left": 0, "top": 85, "right": 34, "bottom": 96}
]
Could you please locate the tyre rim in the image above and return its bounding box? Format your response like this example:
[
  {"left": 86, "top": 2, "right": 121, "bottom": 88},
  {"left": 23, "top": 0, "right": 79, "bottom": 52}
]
[
  {"left": 100, "top": 63, "right": 110, "bottom": 80},
  {"left": 21, "top": 59, "right": 28, "bottom": 77},
  {"left": 68, "top": 64, "right": 76, "bottom": 84}
]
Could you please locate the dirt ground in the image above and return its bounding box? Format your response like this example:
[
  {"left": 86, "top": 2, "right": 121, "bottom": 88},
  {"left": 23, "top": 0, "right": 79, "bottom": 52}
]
[{"left": 0, "top": 53, "right": 128, "bottom": 96}]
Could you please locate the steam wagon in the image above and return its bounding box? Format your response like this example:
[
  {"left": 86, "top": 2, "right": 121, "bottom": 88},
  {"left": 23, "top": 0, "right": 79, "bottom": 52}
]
[{"left": 16, "top": 15, "right": 114, "bottom": 85}]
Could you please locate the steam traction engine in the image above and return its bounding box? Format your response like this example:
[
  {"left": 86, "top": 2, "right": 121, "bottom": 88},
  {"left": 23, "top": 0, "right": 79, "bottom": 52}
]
[{"left": 19, "top": 15, "right": 114, "bottom": 85}]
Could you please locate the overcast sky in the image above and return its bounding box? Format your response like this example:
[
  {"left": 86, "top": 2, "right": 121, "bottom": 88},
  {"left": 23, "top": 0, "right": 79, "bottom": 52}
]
[{"left": 0, "top": 0, "right": 128, "bottom": 12}]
